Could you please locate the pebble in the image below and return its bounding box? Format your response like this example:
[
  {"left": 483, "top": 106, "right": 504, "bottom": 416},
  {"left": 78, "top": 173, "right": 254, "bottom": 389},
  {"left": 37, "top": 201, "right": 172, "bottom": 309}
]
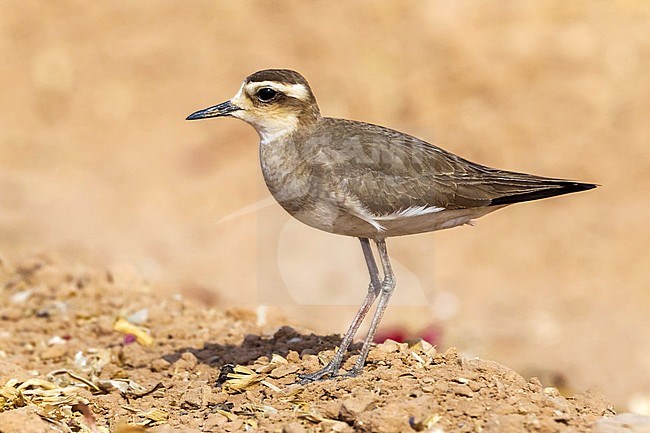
[
  {"left": 269, "top": 363, "right": 299, "bottom": 378},
  {"left": 527, "top": 376, "right": 543, "bottom": 392},
  {"left": 2, "top": 308, "right": 23, "bottom": 321},
  {"left": 175, "top": 351, "right": 198, "bottom": 371},
  {"left": 40, "top": 344, "right": 67, "bottom": 360},
  {"left": 0, "top": 407, "right": 52, "bottom": 433},
  {"left": 151, "top": 358, "right": 171, "bottom": 372},
  {"left": 339, "top": 393, "right": 375, "bottom": 422},
  {"left": 434, "top": 381, "right": 450, "bottom": 394},
  {"left": 282, "top": 422, "right": 307, "bottom": 433},
  {"left": 452, "top": 383, "right": 474, "bottom": 398},
  {"left": 457, "top": 400, "right": 485, "bottom": 418},
  {"left": 378, "top": 339, "right": 403, "bottom": 353},
  {"left": 10, "top": 289, "right": 32, "bottom": 304},
  {"left": 300, "top": 354, "right": 321, "bottom": 371},
  {"left": 326, "top": 420, "right": 355, "bottom": 433},
  {"left": 286, "top": 350, "right": 300, "bottom": 363},
  {"left": 594, "top": 413, "right": 650, "bottom": 433},
  {"left": 468, "top": 380, "right": 483, "bottom": 392},
  {"left": 181, "top": 387, "right": 204, "bottom": 409},
  {"left": 203, "top": 413, "right": 229, "bottom": 431}
]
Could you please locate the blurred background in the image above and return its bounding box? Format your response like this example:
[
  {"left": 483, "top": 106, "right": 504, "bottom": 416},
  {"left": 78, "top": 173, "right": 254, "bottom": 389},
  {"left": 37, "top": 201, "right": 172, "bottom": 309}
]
[{"left": 1, "top": 0, "right": 648, "bottom": 410}]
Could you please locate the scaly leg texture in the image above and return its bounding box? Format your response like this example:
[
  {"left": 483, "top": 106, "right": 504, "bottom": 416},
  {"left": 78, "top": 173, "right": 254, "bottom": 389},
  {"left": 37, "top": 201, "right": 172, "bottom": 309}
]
[
  {"left": 299, "top": 238, "right": 395, "bottom": 383},
  {"left": 343, "top": 239, "right": 395, "bottom": 377}
]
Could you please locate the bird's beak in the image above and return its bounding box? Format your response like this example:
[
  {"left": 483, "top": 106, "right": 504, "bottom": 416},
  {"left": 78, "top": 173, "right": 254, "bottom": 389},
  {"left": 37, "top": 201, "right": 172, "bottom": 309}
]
[{"left": 186, "top": 100, "right": 242, "bottom": 120}]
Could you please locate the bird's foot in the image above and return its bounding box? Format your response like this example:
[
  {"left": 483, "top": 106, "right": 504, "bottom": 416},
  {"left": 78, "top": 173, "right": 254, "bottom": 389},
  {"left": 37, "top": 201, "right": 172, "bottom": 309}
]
[
  {"left": 298, "top": 358, "right": 369, "bottom": 384},
  {"left": 332, "top": 367, "right": 362, "bottom": 380},
  {"left": 297, "top": 366, "right": 338, "bottom": 384},
  {"left": 297, "top": 360, "right": 344, "bottom": 384}
]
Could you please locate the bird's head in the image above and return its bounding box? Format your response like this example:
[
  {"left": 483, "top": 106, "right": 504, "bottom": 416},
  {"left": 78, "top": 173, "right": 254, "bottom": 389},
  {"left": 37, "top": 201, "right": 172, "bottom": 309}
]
[{"left": 186, "top": 69, "right": 321, "bottom": 143}]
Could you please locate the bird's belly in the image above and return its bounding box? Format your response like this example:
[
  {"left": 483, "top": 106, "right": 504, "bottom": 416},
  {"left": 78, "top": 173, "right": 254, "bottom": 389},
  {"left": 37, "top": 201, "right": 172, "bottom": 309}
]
[
  {"left": 280, "top": 202, "right": 505, "bottom": 240},
  {"left": 264, "top": 179, "right": 383, "bottom": 237},
  {"left": 375, "top": 206, "right": 505, "bottom": 237}
]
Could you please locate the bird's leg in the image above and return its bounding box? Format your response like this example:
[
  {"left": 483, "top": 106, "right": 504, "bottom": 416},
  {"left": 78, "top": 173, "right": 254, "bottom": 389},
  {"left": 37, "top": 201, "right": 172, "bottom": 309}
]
[
  {"left": 344, "top": 239, "right": 396, "bottom": 377},
  {"left": 298, "top": 237, "right": 381, "bottom": 383}
]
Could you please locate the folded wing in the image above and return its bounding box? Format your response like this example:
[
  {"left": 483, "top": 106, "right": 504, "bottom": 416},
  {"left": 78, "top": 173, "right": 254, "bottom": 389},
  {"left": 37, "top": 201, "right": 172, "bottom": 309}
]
[{"left": 315, "top": 118, "right": 596, "bottom": 216}]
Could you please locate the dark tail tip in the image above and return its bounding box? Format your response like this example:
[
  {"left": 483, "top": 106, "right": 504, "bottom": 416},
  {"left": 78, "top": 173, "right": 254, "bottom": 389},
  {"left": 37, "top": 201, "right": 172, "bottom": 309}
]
[{"left": 490, "top": 182, "right": 598, "bottom": 206}]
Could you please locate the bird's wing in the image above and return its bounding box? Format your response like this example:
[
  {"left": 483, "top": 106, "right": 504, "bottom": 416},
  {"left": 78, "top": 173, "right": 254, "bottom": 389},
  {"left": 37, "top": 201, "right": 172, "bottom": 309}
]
[{"left": 311, "top": 118, "right": 594, "bottom": 216}]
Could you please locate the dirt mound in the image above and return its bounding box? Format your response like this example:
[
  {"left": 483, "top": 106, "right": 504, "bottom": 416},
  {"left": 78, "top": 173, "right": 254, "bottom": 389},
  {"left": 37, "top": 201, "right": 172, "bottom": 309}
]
[{"left": 0, "top": 254, "right": 615, "bottom": 432}]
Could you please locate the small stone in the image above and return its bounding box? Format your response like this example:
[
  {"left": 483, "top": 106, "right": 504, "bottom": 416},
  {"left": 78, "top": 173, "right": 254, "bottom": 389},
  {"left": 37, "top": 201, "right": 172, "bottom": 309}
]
[
  {"left": 484, "top": 413, "right": 526, "bottom": 431},
  {"left": 96, "top": 316, "right": 115, "bottom": 335},
  {"left": 544, "top": 386, "right": 561, "bottom": 397},
  {"left": 41, "top": 344, "right": 67, "bottom": 360},
  {"left": 300, "top": 354, "right": 321, "bottom": 371},
  {"left": 443, "top": 347, "right": 459, "bottom": 362},
  {"left": 282, "top": 422, "right": 307, "bottom": 433},
  {"left": 468, "top": 380, "right": 483, "bottom": 392},
  {"left": 321, "top": 400, "right": 343, "bottom": 419},
  {"left": 326, "top": 420, "right": 355, "bottom": 433},
  {"left": 286, "top": 350, "right": 300, "bottom": 363},
  {"left": 366, "top": 348, "right": 389, "bottom": 363},
  {"left": 458, "top": 400, "right": 485, "bottom": 418},
  {"left": 151, "top": 358, "right": 171, "bottom": 372},
  {"left": 594, "top": 413, "right": 650, "bottom": 433},
  {"left": 434, "top": 381, "right": 450, "bottom": 394},
  {"left": 377, "top": 339, "right": 401, "bottom": 353},
  {"left": 339, "top": 395, "right": 374, "bottom": 422},
  {"left": 0, "top": 360, "right": 31, "bottom": 384},
  {"left": 181, "top": 387, "right": 203, "bottom": 408},
  {"left": 528, "top": 376, "right": 543, "bottom": 391},
  {"left": 107, "top": 264, "right": 142, "bottom": 289},
  {"left": 269, "top": 363, "right": 299, "bottom": 378},
  {"left": 1, "top": 308, "right": 23, "bottom": 321},
  {"left": 203, "top": 413, "right": 229, "bottom": 431},
  {"left": 224, "top": 418, "right": 244, "bottom": 432},
  {"left": 452, "top": 383, "right": 474, "bottom": 398},
  {"left": 516, "top": 401, "right": 539, "bottom": 415},
  {"left": 200, "top": 384, "right": 215, "bottom": 405},
  {"left": 10, "top": 290, "right": 32, "bottom": 304},
  {"left": 0, "top": 407, "right": 52, "bottom": 433},
  {"left": 174, "top": 352, "right": 198, "bottom": 372},
  {"left": 180, "top": 352, "right": 198, "bottom": 369}
]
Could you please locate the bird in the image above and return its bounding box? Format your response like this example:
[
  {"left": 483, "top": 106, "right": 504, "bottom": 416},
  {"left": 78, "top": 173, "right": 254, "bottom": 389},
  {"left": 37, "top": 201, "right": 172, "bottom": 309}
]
[{"left": 186, "top": 69, "right": 596, "bottom": 383}]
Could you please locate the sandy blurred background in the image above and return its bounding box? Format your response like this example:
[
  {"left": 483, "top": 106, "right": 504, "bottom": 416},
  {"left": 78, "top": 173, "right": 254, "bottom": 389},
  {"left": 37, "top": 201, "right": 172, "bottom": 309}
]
[{"left": 1, "top": 1, "right": 648, "bottom": 410}]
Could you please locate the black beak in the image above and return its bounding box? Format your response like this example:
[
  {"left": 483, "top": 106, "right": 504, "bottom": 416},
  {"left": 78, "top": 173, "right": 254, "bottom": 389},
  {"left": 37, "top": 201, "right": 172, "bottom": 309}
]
[{"left": 186, "top": 100, "right": 242, "bottom": 120}]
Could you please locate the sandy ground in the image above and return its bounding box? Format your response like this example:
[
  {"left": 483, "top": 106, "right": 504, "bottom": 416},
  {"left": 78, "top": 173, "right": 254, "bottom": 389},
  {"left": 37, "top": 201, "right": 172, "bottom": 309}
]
[
  {"left": 0, "top": 0, "right": 649, "bottom": 413},
  {"left": 0, "top": 255, "right": 621, "bottom": 433}
]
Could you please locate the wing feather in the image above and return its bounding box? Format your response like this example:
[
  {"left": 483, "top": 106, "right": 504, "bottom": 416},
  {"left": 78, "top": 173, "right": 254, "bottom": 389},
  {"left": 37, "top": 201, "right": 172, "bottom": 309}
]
[{"left": 304, "top": 118, "right": 595, "bottom": 216}]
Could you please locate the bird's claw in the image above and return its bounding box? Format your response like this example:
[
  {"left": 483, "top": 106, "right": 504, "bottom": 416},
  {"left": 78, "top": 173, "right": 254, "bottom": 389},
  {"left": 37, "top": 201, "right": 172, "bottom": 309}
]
[
  {"left": 297, "top": 366, "right": 338, "bottom": 384},
  {"left": 297, "top": 363, "right": 364, "bottom": 384}
]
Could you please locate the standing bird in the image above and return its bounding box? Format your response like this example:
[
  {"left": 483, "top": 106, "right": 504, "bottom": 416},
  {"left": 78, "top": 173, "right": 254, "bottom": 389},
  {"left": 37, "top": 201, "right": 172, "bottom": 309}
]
[{"left": 186, "top": 69, "right": 596, "bottom": 382}]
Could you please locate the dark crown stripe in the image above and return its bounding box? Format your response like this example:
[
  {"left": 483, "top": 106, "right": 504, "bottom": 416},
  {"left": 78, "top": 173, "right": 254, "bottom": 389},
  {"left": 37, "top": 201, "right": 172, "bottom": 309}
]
[{"left": 246, "top": 69, "right": 309, "bottom": 86}]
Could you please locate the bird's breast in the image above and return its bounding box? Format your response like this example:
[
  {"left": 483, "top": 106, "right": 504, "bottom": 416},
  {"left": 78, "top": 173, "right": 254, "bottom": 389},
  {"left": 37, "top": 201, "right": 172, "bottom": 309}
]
[{"left": 259, "top": 139, "right": 342, "bottom": 233}]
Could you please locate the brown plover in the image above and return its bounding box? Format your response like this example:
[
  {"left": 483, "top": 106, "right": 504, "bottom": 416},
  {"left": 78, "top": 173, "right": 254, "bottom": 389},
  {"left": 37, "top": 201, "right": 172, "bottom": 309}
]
[{"left": 187, "top": 69, "right": 596, "bottom": 382}]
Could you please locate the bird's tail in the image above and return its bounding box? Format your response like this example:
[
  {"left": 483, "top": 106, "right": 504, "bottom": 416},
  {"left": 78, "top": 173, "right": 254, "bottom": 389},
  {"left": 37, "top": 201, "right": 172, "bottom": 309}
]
[{"left": 489, "top": 180, "right": 597, "bottom": 206}]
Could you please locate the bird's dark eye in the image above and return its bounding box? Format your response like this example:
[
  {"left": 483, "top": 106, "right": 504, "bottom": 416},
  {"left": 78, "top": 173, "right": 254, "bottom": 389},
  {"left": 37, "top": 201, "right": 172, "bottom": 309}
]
[{"left": 257, "top": 87, "right": 278, "bottom": 102}]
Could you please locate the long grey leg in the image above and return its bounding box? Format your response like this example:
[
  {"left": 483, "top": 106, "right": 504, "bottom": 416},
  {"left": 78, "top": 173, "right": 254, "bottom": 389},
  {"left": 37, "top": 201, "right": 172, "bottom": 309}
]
[
  {"left": 298, "top": 237, "right": 382, "bottom": 383},
  {"left": 346, "top": 239, "right": 396, "bottom": 375}
]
